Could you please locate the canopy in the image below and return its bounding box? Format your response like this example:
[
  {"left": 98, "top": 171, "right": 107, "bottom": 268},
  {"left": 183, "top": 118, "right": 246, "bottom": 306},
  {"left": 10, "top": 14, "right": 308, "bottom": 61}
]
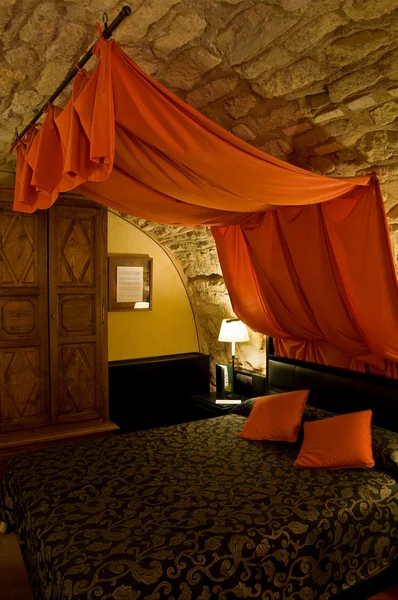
[{"left": 12, "top": 34, "right": 398, "bottom": 377}]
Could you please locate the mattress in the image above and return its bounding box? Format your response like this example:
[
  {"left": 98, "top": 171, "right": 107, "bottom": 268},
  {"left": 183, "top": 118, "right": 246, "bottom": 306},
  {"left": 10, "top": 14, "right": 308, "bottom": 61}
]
[{"left": 1, "top": 414, "right": 397, "bottom": 600}]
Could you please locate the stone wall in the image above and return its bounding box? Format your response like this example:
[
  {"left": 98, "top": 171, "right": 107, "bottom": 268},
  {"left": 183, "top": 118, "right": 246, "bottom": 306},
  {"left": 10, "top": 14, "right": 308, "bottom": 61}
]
[{"left": 2, "top": 0, "right": 398, "bottom": 378}]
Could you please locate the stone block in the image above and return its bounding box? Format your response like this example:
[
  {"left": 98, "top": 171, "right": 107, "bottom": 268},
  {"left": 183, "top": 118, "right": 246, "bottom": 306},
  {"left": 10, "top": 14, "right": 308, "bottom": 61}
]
[
  {"left": 200, "top": 105, "right": 232, "bottom": 131},
  {"left": 314, "top": 142, "right": 343, "bottom": 155},
  {"left": 337, "top": 148, "right": 357, "bottom": 162},
  {"left": 5, "top": 47, "right": 38, "bottom": 70},
  {"left": 232, "top": 124, "right": 256, "bottom": 141},
  {"left": 379, "top": 164, "right": 398, "bottom": 182},
  {"left": 254, "top": 102, "right": 301, "bottom": 133},
  {"left": 35, "top": 61, "right": 71, "bottom": 96},
  {"left": 0, "top": 0, "right": 17, "bottom": 36},
  {"left": 216, "top": 4, "right": 299, "bottom": 66},
  {"left": 45, "top": 22, "right": 86, "bottom": 62},
  {"left": 309, "top": 92, "right": 330, "bottom": 110},
  {"left": 123, "top": 46, "right": 159, "bottom": 76},
  {"left": 76, "top": 0, "right": 120, "bottom": 9},
  {"left": 345, "top": 95, "right": 376, "bottom": 111},
  {"left": 382, "top": 181, "right": 398, "bottom": 211},
  {"left": 153, "top": 13, "right": 207, "bottom": 57},
  {"left": 335, "top": 130, "right": 368, "bottom": 149},
  {"left": 65, "top": 4, "right": 97, "bottom": 25},
  {"left": 356, "top": 130, "right": 398, "bottom": 163},
  {"left": 333, "top": 162, "right": 365, "bottom": 177},
  {"left": 252, "top": 58, "right": 329, "bottom": 98},
  {"left": 294, "top": 127, "right": 330, "bottom": 148},
  {"left": 19, "top": 2, "right": 59, "bottom": 52},
  {"left": 285, "top": 82, "right": 326, "bottom": 101},
  {"left": 1, "top": 9, "right": 25, "bottom": 49},
  {"left": 388, "top": 86, "right": 398, "bottom": 98},
  {"left": 328, "top": 66, "right": 381, "bottom": 102},
  {"left": 235, "top": 47, "right": 292, "bottom": 80},
  {"left": 325, "top": 30, "right": 390, "bottom": 67},
  {"left": 282, "top": 122, "right": 312, "bottom": 136},
  {"left": 6, "top": 90, "right": 43, "bottom": 115},
  {"left": 260, "top": 138, "right": 294, "bottom": 159},
  {"left": 284, "top": 12, "right": 346, "bottom": 54},
  {"left": 314, "top": 108, "right": 345, "bottom": 124},
  {"left": 281, "top": 0, "right": 310, "bottom": 9},
  {"left": 343, "top": 0, "right": 398, "bottom": 20},
  {"left": 379, "top": 49, "right": 398, "bottom": 81},
  {"left": 278, "top": 139, "right": 295, "bottom": 155},
  {"left": 1, "top": 104, "right": 22, "bottom": 127},
  {"left": 371, "top": 101, "right": 398, "bottom": 126},
  {"left": 223, "top": 94, "right": 257, "bottom": 119},
  {"left": 388, "top": 204, "right": 398, "bottom": 218},
  {"left": 0, "top": 117, "right": 23, "bottom": 143},
  {"left": 0, "top": 70, "right": 16, "bottom": 100},
  {"left": 186, "top": 77, "right": 237, "bottom": 109},
  {"left": 309, "top": 155, "right": 335, "bottom": 174},
  {"left": 163, "top": 47, "right": 221, "bottom": 90},
  {"left": 326, "top": 119, "right": 351, "bottom": 138},
  {"left": 298, "top": 0, "right": 342, "bottom": 20},
  {"left": 115, "top": 0, "right": 181, "bottom": 44}
]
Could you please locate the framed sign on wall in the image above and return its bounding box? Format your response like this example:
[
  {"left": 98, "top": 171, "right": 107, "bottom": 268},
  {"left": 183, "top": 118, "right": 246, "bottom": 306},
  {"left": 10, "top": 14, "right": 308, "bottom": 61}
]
[{"left": 108, "top": 254, "right": 153, "bottom": 311}]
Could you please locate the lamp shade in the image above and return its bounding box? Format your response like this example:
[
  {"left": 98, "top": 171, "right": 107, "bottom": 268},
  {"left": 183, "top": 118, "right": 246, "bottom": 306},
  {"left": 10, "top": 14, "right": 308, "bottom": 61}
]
[{"left": 218, "top": 319, "right": 250, "bottom": 343}]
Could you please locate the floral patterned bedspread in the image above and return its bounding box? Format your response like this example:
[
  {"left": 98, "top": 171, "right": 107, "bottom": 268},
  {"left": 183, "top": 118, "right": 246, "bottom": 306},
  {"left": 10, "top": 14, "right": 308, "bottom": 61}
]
[{"left": 1, "top": 414, "right": 397, "bottom": 600}]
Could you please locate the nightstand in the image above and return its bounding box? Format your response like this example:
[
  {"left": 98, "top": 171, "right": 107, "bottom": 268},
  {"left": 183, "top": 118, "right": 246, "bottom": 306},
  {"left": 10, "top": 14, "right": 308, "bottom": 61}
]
[{"left": 189, "top": 392, "right": 247, "bottom": 421}]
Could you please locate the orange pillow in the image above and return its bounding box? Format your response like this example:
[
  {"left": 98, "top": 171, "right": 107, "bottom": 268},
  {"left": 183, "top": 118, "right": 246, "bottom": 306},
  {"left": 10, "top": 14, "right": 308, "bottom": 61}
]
[
  {"left": 294, "top": 410, "right": 375, "bottom": 469},
  {"left": 238, "top": 390, "right": 309, "bottom": 442}
]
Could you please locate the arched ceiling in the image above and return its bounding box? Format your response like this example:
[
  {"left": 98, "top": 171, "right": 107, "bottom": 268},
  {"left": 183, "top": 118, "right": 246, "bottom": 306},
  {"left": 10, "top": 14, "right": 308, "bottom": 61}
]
[{"left": 2, "top": 0, "right": 398, "bottom": 237}]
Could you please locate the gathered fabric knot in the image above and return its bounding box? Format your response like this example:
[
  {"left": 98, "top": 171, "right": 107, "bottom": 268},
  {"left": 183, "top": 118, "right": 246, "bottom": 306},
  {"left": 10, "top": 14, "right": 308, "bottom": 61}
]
[
  {"left": 75, "top": 65, "right": 90, "bottom": 78},
  {"left": 94, "top": 21, "right": 103, "bottom": 38},
  {"left": 11, "top": 123, "right": 40, "bottom": 154},
  {"left": 43, "top": 103, "right": 55, "bottom": 129},
  {"left": 91, "top": 31, "right": 112, "bottom": 95},
  {"left": 93, "top": 30, "right": 113, "bottom": 59}
]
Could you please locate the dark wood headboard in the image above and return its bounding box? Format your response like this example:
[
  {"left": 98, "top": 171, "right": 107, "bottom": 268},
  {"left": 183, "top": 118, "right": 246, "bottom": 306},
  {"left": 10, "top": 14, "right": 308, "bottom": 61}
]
[{"left": 266, "top": 337, "right": 398, "bottom": 432}]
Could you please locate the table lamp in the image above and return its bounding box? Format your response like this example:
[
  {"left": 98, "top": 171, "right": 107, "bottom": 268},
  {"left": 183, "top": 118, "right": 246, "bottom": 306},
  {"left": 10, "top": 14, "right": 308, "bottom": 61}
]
[{"left": 218, "top": 318, "right": 249, "bottom": 395}]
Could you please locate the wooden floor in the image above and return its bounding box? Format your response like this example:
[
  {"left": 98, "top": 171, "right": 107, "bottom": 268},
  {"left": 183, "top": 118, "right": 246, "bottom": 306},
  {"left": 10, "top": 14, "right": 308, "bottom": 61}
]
[
  {"left": 0, "top": 532, "right": 33, "bottom": 600},
  {"left": 0, "top": 532, "right": 397, "bottom": 600}
]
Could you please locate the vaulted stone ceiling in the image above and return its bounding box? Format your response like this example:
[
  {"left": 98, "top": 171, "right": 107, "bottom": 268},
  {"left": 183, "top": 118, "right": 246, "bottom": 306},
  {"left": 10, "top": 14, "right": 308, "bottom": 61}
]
[
  {"left": 0, "top": 0, "right": 398, "bottom": 213},
  {"left": 2, "top": 0, "right": 398, "bottom": 373},
  {"left": 2, "top": 0, "right": 398, "bottom": 221}
]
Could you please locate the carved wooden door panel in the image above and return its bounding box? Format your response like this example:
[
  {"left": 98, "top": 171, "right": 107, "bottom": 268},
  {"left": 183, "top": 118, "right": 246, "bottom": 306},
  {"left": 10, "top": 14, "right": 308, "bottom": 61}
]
[
  {"left": 49, "top": 203, "right": 107, "bottom": 424},
  {"left": 0, "top": 200, "right": 50, "bottom": 433}
]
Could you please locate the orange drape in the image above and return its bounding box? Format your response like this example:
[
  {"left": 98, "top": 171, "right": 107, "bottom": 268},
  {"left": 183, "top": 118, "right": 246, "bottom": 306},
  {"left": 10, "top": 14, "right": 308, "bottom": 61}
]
[
  {"left": 212, "top": 181, "right": 398, "bottom": 377},
  {"left": 11, "top": 35, "right": 398, "bottom": 377}
]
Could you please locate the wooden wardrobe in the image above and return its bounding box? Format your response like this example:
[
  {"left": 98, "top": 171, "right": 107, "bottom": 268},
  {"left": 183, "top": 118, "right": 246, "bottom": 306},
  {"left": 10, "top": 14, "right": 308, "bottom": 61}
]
[{"left": 0, "top": 187, "right": 116, "bottom": 476}]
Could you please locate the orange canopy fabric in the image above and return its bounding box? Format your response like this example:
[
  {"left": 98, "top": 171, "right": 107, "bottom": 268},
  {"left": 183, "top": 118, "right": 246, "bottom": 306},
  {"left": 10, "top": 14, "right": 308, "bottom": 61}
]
[
  {"left": 212, "top": 180, "right": 398, "bottom": 377},
  {"left": 12, "top": 35, "right": 398, "bottom": 377}
]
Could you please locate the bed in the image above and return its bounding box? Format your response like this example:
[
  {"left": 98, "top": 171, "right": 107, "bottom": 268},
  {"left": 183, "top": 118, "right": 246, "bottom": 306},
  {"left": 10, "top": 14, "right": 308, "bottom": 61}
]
[{"left": 1, "top": 398, "right": 398, "bottom": 600}]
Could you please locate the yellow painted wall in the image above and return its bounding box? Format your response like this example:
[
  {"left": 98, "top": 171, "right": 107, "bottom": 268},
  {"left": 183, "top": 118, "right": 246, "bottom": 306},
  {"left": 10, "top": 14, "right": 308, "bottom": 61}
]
[{"left": 108, "top": 212, "right": 199, "bottom": 361}]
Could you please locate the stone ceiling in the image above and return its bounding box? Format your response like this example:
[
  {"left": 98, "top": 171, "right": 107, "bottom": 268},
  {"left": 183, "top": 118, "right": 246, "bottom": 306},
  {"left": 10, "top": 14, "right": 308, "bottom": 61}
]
[{"left": 2, "top": 1, "right": 398, "bottom": 226}]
